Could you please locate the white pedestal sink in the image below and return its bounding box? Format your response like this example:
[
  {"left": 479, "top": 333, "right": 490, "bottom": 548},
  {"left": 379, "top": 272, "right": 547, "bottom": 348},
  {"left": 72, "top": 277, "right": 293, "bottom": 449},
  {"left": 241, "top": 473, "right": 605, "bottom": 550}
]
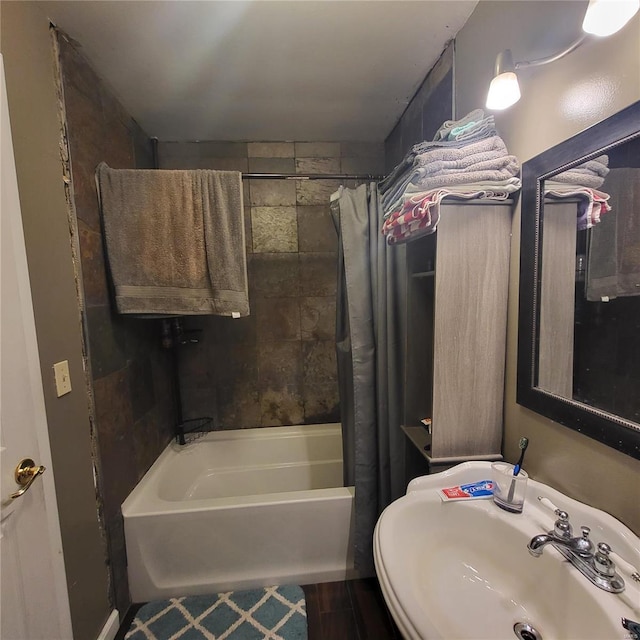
[{"left": 374, "top": 461, "right": 640, "bottom": 640}]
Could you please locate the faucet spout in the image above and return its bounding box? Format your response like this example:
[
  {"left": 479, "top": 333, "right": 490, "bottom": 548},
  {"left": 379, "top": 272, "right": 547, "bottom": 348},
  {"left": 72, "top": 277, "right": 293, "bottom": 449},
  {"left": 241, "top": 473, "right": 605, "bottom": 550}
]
[{"left": 527, "top": 534, "right": 555, "bottom": 557}]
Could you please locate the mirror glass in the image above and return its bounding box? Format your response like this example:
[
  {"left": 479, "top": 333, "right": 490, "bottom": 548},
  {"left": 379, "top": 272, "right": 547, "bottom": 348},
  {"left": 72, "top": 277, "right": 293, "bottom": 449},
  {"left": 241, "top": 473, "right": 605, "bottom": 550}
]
[{"left": 518, "top": 101, "right": 640, "bottom": 459}]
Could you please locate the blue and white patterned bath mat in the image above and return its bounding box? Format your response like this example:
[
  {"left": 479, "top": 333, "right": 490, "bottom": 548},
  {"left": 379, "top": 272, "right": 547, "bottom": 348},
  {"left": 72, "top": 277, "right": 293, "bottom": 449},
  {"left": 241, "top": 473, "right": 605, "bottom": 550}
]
[{"left": 124, "top": 585, "right": 307, "bottom": 640}]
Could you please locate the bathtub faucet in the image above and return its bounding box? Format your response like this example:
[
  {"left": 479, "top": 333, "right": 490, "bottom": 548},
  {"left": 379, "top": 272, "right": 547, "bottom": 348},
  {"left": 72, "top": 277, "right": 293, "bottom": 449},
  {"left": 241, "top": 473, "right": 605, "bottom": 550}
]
[{"left": 527, "top": 509, "right": 625, "bottom": 593}]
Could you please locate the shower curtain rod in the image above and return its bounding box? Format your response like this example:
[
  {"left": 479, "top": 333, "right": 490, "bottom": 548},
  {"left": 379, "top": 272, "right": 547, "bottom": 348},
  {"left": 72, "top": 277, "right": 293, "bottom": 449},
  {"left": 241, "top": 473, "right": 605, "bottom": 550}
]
[{"left": 242, "top": 173, "right": 382, "bottom": 181}]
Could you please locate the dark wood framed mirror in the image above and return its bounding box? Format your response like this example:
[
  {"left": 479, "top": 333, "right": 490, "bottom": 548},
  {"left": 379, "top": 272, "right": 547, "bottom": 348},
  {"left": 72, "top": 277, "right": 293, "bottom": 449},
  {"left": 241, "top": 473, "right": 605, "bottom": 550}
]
[{"left": 518, "top": 100, "right": 640, "bottom": 460}]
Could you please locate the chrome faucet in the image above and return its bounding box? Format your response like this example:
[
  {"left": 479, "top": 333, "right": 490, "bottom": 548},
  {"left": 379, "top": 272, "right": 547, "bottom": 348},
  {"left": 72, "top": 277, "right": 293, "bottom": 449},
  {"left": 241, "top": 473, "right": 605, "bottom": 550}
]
[{"left": 527, "top": 508, "right": 626, "bottom": 593}]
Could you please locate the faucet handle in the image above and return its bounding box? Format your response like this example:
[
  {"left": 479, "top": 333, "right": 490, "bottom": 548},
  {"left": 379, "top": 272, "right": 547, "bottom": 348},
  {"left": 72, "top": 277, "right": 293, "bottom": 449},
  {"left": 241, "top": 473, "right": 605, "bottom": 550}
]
[
  {"left": 572, "top": 526, "right": 595, "bottom": 557},
  {"left": 594, "top": 542, "right": 616, "bottom": 577},
  {"left": 608, "top": 548, "right": 640, "bottom": 582},
  {"left": 537, "top": 497, "right": 573, "bottom": 537},
  {"left": 538, "top": 496, "right": 559, "bottom": 513},
  {"left": 553, "top": 510, "right": 573, "bottom": 539}
]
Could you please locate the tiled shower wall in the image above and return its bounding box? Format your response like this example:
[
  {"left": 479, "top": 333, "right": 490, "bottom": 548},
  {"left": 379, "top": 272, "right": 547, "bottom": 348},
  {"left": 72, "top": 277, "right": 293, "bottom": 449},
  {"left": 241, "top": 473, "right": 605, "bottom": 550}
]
[
  {"left": 159, "top": 141, "right": 384, "bottom": 428},
  {"left": 56, "top": 32, "right": 175, "bottom": 614}
]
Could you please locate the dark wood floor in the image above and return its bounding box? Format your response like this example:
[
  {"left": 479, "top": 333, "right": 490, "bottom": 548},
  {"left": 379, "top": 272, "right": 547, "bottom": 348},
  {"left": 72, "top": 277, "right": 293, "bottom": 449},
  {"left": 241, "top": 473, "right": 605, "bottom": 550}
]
[
  {"left": 303, "top": 579, "right": 401, "bottom": 640},
  {"left": 116, "top": 578, "right": 400, "bottom": 640}
]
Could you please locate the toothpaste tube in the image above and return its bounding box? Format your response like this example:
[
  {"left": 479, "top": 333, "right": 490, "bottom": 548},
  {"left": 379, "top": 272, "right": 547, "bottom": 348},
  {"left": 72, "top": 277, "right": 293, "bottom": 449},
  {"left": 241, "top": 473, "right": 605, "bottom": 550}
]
[{"left": 438, "top": 480, "right": 494, "bottom": 502}]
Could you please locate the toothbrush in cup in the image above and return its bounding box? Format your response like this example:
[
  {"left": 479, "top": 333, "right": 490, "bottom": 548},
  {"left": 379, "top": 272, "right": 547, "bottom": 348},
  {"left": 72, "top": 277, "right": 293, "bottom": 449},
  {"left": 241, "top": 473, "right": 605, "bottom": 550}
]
[{"left": 507, "top": 437, "right": 529, "bottom": 504}]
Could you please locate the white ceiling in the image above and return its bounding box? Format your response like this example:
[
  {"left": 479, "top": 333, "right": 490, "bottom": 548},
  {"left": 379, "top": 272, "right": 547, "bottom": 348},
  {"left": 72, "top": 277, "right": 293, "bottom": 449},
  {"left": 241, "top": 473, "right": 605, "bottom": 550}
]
[{"left": 38, "top": 1, "right": 478, "bottom": 142}]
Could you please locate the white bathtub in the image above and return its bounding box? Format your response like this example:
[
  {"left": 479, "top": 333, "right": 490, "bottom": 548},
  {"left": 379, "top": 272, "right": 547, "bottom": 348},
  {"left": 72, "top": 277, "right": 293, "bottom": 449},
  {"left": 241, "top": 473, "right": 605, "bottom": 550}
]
[{"left": 122, "top": 423, "right": 356, "bottom": 601}]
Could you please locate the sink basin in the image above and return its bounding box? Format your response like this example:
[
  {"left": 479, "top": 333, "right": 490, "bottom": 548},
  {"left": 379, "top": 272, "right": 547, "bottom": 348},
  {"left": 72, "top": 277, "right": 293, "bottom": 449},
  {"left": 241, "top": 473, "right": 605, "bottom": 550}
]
[{"left": 374, "top": 461, "right": 640, "bottom": 640}]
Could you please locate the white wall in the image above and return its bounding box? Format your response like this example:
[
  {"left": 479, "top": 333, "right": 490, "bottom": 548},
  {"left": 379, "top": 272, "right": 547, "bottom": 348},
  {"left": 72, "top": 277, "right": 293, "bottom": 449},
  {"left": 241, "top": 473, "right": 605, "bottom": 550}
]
[{"left": 456, "top": 1, "right": 640, "bottom": 533}]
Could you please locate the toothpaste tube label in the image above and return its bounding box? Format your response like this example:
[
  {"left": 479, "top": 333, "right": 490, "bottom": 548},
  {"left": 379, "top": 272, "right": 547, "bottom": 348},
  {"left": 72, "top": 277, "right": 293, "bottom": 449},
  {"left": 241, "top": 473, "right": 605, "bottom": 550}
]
[{"left": 439, "top": 480, "right": 494, "bottom": 501}]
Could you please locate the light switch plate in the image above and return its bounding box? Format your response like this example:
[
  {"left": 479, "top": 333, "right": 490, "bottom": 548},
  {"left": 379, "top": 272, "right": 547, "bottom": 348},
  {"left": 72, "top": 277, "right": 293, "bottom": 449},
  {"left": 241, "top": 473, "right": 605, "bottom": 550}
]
[{"left": 53, "top": 360, "right": 72, "bottom": 397}]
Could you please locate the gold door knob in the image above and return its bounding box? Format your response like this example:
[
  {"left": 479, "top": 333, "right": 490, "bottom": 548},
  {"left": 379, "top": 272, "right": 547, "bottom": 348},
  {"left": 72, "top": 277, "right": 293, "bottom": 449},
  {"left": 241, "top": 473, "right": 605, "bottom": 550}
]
[{"left": 11, "top": 458, "right": 46, "bottom": 500}]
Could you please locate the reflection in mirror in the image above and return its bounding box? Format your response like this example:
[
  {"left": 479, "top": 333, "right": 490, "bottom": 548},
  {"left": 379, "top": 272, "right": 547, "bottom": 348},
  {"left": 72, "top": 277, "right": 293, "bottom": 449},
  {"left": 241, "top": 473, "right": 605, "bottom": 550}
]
[
  {"left": 518, "top": 101, "right": 640, "bottom": 460},
  {"left": 538, "top": 140, "right": 640, "bottom": 424}
]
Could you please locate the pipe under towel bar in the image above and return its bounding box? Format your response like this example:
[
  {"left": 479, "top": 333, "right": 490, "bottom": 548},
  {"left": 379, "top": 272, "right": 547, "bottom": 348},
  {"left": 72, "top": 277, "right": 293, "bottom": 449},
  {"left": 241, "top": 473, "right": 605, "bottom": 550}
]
[{"left": 242, "top": 173, "right": 382, "bottom": 181}]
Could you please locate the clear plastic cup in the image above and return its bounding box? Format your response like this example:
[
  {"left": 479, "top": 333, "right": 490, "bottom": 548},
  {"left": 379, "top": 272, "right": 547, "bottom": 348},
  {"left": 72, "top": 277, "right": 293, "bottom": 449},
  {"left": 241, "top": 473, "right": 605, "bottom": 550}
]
[{"left": 491, "top": 462, "right": 528, "bottom": 513}]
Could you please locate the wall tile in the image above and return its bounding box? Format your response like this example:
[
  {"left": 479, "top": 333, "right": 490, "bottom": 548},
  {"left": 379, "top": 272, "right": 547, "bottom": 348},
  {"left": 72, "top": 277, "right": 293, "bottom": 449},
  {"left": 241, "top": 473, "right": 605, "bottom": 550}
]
[
  {"left": 179, "top": 385, "right": 217, "bottom": 422},
  {"left": 132, "top": 123, "right": 155, "bottom": 169},
  {"left": 250, "top": 179, "right": 297, "bottom": 206},
  {"left": 64, "top": 80, "right": 104, "bottom": 157},
  {"left": 303, "top": 382, "right": 340, "bottom": 424},
  {"left": 248, "top": 157, "right": 296, "bottom": 173},
  {"left": 93, "top": 371, "right": 137, "bottom": 522},
  {"left": 255, "top": 298, "right": 301, "bottom": 342},
  {"left": 217, "top": 384, "right": 261, "bottom": 428},
  {"left": 63, "top": 81, "right": 105, "bottom": 230},
  {"left": 258, "top": 341, "right": 303, "bottom": 390},
  {"left": 252, "top": 207, "right": 298, "bottom": 253},
  {"left": 149, "top": 348, "right": 176, "bottom": 444},
  {"left": 299, "top": 253, "right": 337, "bottom": 296},
  {"left": 341, "top": 156, "right": 385, "bottom": 176},
  {"left": 105, "top": 515, "right": 130, "bottom": 617},
  {"left": 249, "top": 253, "right": 300, "bottom": 298},
  {"left": 205, "top": 313, "right": 257, "bottom": 345},
  {"left": 70, "top": 150, "right": 103, "bottom": 230},
  {"left": 176, "top": 384, "right": 207, "bottom": 421},
  {"left": 298, "top": 206, "right": 338, "bottom": 253},
  {"left": 103, "top": 126, "right": 135, "bottom": 169},
  {"left": 300, "top": 296, "right": 336, "bottom": 341},
  {"left": 385, "top": 122, "right": 404, "bottom": 174},
  {"left": 260, "top": 387, "right": 304, "bottom": 426},
  {"left": 101, "top": 92, "right": 135, "bottom": 169},
  {"left": 248, "top": 142, "right": 294, "bottom": 158},
  {"left": 78, "top": 221, "right": 110, "bottom": 307},
  {"left": 295, "top": 142, "right": 340, "bottom": 158},
  {"left": 295, "top": 157, "right": 340, "bottom": 174},
  {"left": 196, "top": 141, "right": 248, "bottom": 158},
  {"left": 212, "top": 343, "right": 258, "bottom": 387},
  {"left": 156, "top": 141, "right": 196, "bottom": 161},
  {"left": 302, "top": 340, "right": 338, "bottom": 388},
  {"left": 197, "top": 157, "right": 248, "bottom": 171},
  {"left": 400, "top": 96, "right": 424, "bottom": 151},
  {"left": 101, "top": 83, "right": 135, "bottom": 130},
  {"left": 128, "top": 357, "right": 156, "bottom": 421},
  {"left": 340, "top": 142, "right": 384, "bottom": 158},
  {"left": 122, "top": 316, "right": 164, "bottom": 361},
  {"left": 244, "top": 207, "right": 253, "bottom": 254},
  {"left": 85, "top": 305, "right": 128, "bottom": 379},
  {"left": 58, "top": 35, "right": 103, "bottom": 104},
  {"left": 296, "top": 179, "right": 340, "bottom": 206},
  {"left": 157, "top": 155, "right": 196, "bottom": 169},
  {"left": 132, "top": 409, "right": 163, "bottom": 480},
  {"left": 159, "top": 141, "right": 249, "bottom": 162},
  {"left": 421, "top": 69, "right": 455, "bottom": 141}
]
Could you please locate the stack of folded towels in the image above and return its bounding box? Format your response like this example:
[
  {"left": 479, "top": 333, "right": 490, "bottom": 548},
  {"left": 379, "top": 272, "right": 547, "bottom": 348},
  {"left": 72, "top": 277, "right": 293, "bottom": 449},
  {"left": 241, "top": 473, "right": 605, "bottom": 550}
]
[
  {"left": 380, "top": 109, "right": 521, "bottom": 244},
  {"left": 544, "top": 155, "right": 611, "bottom": 229}
]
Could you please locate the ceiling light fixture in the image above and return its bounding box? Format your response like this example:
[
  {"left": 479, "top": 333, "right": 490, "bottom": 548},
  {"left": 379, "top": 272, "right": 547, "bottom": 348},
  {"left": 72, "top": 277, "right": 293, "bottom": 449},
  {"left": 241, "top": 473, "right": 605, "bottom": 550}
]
[{"left": 486, "top": 0, "right": 639, "bottom": 110}]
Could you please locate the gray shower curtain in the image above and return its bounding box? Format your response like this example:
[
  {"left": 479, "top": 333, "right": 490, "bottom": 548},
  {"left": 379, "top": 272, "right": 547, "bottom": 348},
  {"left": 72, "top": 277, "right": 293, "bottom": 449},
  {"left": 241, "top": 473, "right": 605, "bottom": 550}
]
[{"left": 331, "top": 183, "right": 407, "bottom": 576}]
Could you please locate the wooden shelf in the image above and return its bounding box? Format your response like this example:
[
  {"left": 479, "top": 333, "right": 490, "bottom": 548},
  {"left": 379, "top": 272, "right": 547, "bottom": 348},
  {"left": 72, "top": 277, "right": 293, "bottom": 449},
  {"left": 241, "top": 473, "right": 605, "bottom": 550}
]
[
  {"left": 401, "top": 425, "right": 502, "bottom": 466},
  {"left": 401, "top": 425, "right": 432, "bottom": 460}
]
